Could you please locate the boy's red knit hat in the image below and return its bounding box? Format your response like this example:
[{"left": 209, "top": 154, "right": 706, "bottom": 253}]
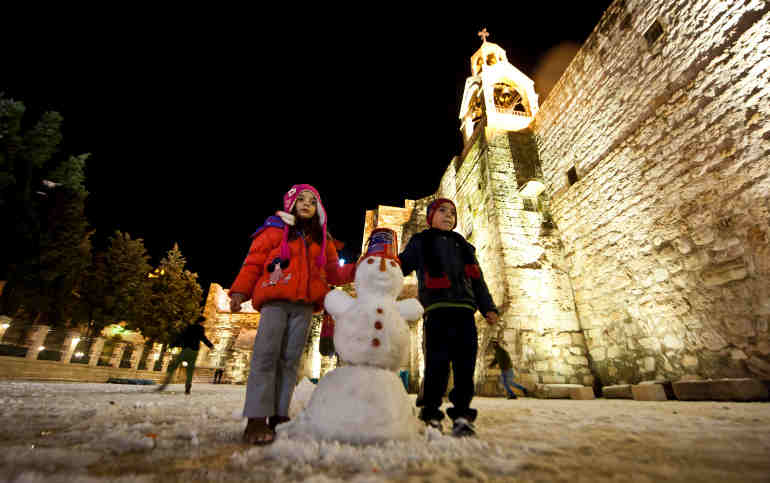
[
  {"left": 281, "top": 184, "right": 327, "bottom": 267},
  {"left": 426, "top": 198, "right": 457, "bottom": 229}
]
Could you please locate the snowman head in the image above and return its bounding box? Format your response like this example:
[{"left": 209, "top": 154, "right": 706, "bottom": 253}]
[{"left": 355, "top": 255, "right": 404, "bottom": 299}]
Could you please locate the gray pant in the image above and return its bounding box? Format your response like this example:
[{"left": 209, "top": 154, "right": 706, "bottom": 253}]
[{"left": 243, "top": 300, "right": 313, "bottom": 419}]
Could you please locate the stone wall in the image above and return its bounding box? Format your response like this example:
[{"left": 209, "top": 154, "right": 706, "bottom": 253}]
[
  {"left": 534, "top": 0, "right": 770, "bottom": 384},
  {"left": 381, "top": 126, "right": 584, "bottom": 395}
]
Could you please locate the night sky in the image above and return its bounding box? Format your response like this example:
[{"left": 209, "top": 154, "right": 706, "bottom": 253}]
[{"left": 3, "top": 6, "right": 612, "bottom": 295}]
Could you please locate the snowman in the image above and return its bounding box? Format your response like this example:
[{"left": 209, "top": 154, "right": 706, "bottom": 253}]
[{"left": 279, "top": 228, "right": 424, "bottom": 444}]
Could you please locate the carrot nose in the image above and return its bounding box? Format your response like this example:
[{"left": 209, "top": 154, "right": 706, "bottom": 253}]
[{"left": 379, "top": 257, "right": 387, "bottom": 272}]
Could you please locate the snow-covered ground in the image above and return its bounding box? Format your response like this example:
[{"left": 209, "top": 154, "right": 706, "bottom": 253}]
[{"left": 0, "top": 381, "right": 768, "bottom": 483}]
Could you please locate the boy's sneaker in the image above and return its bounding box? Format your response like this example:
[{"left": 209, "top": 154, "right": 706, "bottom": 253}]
[
  {"left": 451, "top": 417, "right": 476, "bottom": 438},
  {"left": 425, "top": 419, "right": 444, "bottom": 434},
  {"left": 507, "top": 394, "right": 517, "bottom": 399}
]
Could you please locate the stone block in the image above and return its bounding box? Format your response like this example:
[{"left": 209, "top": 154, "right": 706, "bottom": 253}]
[
  {"left": 639, "top": 379, "right": 676, "bottom": 399},
  {"left": 602, "top": 384, "right": 634, "bottom": 399},
  {"left": 535, "top": 383, "right": 584, "bottom": 399},
  {"left": 542, "top": 374, "right": 566, "bottom": 384},
  {"left": 673, "top": 378, "right": 769, "bottom": 402},
  {"left": 632, "top": 383, "right": 668, "bottom": 401},
  {"left": 519, "top": 373, "right": 539, "bottom": 391},
  {"left": 569, "top": 386, "right": 595, "bottom": 400}
]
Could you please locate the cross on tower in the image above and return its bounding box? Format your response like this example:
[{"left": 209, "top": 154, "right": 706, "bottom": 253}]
[{"left": 478, "top": 28, "right": 489, "bottom": 44}]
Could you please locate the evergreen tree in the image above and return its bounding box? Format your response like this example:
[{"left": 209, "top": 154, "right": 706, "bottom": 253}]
[
  {"left": 35, "top": 186, "right": 92, "bottom": 326},
  {"left": 0, "top": 94, "right": 90, "bottom": 321},
  {"left": 131, "top": 243, "right": 202, "bottom": 344},
  {"left": 79, "top": 232, "right": 152, "bottom": 337},
  {"left": 48, "top": 153, "right": 89, "bottom": 195}
]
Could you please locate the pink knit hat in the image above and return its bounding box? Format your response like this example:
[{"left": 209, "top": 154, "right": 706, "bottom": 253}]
[{"left": 281, "top": 184, "right": 328, "bottom": 267}]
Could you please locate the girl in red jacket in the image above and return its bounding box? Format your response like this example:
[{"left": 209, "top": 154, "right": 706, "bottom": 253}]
[{"left": 229, "top": 184, "right": 354, "bottom": 445}]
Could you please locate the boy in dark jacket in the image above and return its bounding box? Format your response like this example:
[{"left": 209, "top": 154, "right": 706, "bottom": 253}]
[
  {"left": 399, "top": 198, "right": 498, "bottom": 437},
  {"left": 490, "top": 340, "right": 528, "bottom": 399},
  {"left": 158, "top": 315, "right": 214, "bottom": 394}
]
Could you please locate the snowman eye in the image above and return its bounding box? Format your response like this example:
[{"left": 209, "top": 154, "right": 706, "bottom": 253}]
[
  {"left": 390, "top": 261, "right": 397, "bottom": 267},
  {"left": 367, "top": 258, "right": 375, "bottom": 264}
]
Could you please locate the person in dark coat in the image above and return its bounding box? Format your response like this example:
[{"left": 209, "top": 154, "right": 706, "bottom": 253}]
[
  {"left": 158, "top": 315, "right": 214, "bottom": 394},
  {"left": 489, "top": 340, "right": 528, "bottom": 399},
  {"left": 399, "top": 198, "right": 499, "bottom": 438}
]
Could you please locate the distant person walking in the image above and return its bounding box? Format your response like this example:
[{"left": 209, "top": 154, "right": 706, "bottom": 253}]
[
  {"left": 157, "top": 315, "right": 214, "bottom": 395},
  {"left": 213, "top": 368, "right": 225, "bottom": 384},
  {"left": 489, "top": 340, "right": 527, "bottom": 399}
]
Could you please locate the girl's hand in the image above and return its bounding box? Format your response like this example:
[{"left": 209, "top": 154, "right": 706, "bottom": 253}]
[
  {"left": 230, "top": 293, "right": 246, "bottom": 312},
  {"left": 485, "top": 312, "right": 499, "bottom": 325}
]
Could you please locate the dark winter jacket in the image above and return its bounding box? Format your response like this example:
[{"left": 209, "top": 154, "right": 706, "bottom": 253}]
[
  {"left": 173, "top": 323, "right": 214, "bottom": 351},
  {"left": 399, "top": 228, "right": 497, "bottom": 315},
  {"left": 489, "top": 344, "right": 513, "bottom": 371}
]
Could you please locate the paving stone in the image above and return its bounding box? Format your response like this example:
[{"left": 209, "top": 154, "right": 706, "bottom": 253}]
[
  {"left": 632, "top": 383, "right": 668, "bottom": 401},
  {"left": 639, "top": 379, "right": 675, "bottom": 399},
  {"left": 673, "top": 378, "right": 769, "bottom": 401},
  {"left": 535, "top": 383, "right": 584, "bottom": 399},
  {"left": 569, "top": 386, "right": 595, "bottom": 400},
  {"left": 602, "top": 384, "right": 633, "bottom": 399}
]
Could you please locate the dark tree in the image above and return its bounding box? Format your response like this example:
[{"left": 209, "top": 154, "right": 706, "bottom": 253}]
[{"left": 130, "top": 243, "right": 203, "bottom": 344}]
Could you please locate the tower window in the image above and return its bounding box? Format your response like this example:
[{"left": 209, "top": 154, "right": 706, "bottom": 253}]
[
  {"left": 644, "top": 20, "right": 664, "bottom": 47},
  {"left": 567, "top": 166, "right": 578, "bottom": 186}
]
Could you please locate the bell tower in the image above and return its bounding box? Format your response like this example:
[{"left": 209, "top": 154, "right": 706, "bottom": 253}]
[{"left": 459, "top": 29, "right": 539, "bottom": 143}]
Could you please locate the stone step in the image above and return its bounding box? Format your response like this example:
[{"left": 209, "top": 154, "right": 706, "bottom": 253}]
[
  {"left": 602, "top": 384, "right": 633, "bottom": 399},
  {"left": 569, "top": 386, "right": 595, "bottom": 400},
  {"left": 673, "top": 378, "right": 769, "bottom": 402},
  {"left": 535, "top": 383, "right": 585, "bottom": 399},
  {"left": 632, "top": 383, "right": 668, "bottom": 401},
  {"left": 638, "top": 379, "right": 676, "bottom": 399}
]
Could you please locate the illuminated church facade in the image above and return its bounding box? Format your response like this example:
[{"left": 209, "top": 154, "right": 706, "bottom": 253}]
[{"left": 205, "top": 0, "right": 770, "bottom": 395}]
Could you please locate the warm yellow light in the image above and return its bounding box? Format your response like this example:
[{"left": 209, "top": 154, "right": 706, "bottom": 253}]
[
  {"left": 71, "top": 337, "right": 81, "bottom": 347},
  {"left": 74, "top": 351, "right": 85, "bottom": 358},
  {"left": 519, "top": 179, "right": 546, "bottom": 197},
  {"left": 486, "top": 113, "right": 534, "bottom": 131},
  {"left": 182, "top": 361, "right": 188, "bottom": 367},
  {"left": 0, "top": 323, "right": 8, "bottom": 329},
  {"left": 38, "top": 346, "right": 45, "bottom": 351}
]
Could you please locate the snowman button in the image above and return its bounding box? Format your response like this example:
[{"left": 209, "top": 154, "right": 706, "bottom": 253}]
[
  {"left": 372, "top": 338, "right": 380, "bottom": 347},
  {"left": 374, "top": 321, "right": 383, "bottom": 330},
  {"left": 376, "top": 308, "right": 383, "bottom": 314}
]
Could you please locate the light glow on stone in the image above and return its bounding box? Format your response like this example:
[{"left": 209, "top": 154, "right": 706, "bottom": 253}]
[
  {"left": 71, "top": 337, "right": 80, "bottom": 347},
  {"left": 519, "top": 179, "right": 546, "bottom": 197}
]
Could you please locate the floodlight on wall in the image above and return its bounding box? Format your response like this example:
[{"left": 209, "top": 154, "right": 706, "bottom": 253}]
[{"left": 519, "top": 179, "right": 546, "bottom": 198}]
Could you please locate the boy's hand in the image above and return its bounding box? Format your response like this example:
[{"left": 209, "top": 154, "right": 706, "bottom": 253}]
[
  {"left": 485, "top": 312, "right": 499, "bottom": 325},
  {"left": 230, "top": 293, "right": 246, "bottom": 313}
]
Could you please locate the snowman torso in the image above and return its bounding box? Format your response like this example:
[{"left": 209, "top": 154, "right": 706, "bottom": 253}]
[
  {"left": 333, "top": 297, "right": 409, "bottom": 370},
  {"left": 325, "top": 255, "right": 423, "bottom": 371}
]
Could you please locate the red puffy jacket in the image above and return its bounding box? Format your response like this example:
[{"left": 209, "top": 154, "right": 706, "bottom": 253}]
[{"left": 230, "top": 226, "right": 354, "bottom": 312}]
